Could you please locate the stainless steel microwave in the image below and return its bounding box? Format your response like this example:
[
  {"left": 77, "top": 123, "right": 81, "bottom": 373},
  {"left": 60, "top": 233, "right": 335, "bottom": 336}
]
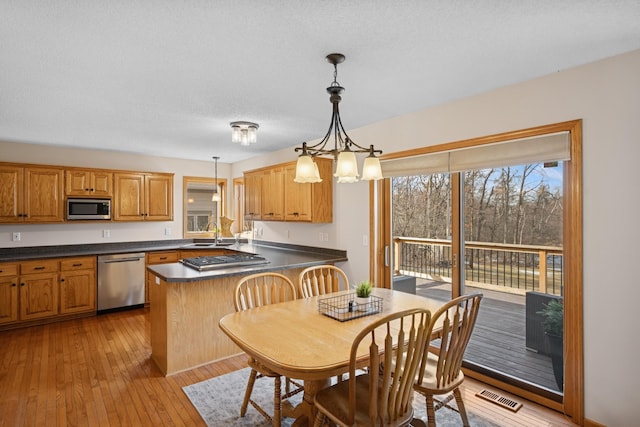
[{"left": 66, "top": 198, "right": 111, "bottom": 220}]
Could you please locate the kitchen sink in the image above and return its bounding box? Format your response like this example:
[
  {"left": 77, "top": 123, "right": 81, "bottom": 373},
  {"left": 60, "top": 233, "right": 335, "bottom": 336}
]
[{"left": 181, "top": 242, "right": 235, "bottom": 248}]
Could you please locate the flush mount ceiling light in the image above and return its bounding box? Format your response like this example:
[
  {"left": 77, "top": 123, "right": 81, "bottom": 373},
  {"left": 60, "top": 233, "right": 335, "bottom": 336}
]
[
  {"left": 230, "top": 121, "right": 259, "bottom": 146},
  {"left": 294, "top": 53, "right": 383, "bottom": 184},
  {"left": 211, "top": 156, "right": 221, "bottom": 202}
]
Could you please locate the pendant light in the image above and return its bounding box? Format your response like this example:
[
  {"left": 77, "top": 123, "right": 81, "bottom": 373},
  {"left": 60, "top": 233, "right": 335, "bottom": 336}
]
[
  {"left": 211, "top": 156, "right": 221, "bottom": 202},
  {"left": 294, "top": 53, "right": 383, "bottom": 183}
]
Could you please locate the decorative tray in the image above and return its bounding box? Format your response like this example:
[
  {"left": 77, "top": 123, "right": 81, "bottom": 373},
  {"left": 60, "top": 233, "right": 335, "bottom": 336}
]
[{"left": 318, "top": 292, "right": 383, "bottom": 322}]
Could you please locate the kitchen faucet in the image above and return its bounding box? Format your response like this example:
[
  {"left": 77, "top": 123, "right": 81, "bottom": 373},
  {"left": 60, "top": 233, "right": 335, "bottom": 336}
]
[{"left": 206, "top": 221, "right": 220, "bottom": 244}]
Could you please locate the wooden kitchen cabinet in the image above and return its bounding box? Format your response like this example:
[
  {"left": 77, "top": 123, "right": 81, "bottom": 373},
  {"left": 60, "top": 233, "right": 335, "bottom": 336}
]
[
  {"left": 145, "top": 250, "right": 179, "bottom": 305},
  {"left": 261, "top": 167, "right": 284, "bottom": 221},
  {"left": 59, "top": 256, "right": 96, "bottom": 315},
  {"left": 18, "top": 259, "right": 59, "bottom": 321},
  {"left": 283, "top": 158, "right": 333, "bottom": 222},
  {"left": 0, "top": 164, "right": 64, "bottom": 223},
  {"left": 244, "top": 157, "right": 333, "bottom": 223},
  {"left": 65, "top": 169, "right": 113, "bottom": 197},
  {"left": 0, "top": 257, "right": 97, "bottom": 330},
  {"left": 113, "top": 172, "right": 173, "bottom": 221},
  {"left": 244, "top": 171, "right": 262, "bottom": 220},
  {"left": 0, "top": 263, "right": 19, "bottom": 325}
]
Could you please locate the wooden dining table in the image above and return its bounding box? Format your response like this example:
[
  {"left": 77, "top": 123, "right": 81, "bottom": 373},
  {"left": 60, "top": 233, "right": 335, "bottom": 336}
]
[{"left": 218, "top": 287, "right": 446, "bottom": 426}]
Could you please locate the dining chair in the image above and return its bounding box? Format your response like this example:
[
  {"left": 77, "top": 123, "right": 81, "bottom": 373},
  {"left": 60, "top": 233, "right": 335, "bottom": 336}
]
[
  {"left": 313, "top": 308, "right": 433, "bottom": 427},
  {"left": 298, "top": 264, "right": 348, "bottom": 298},
  {"left": 234, "top": 272, "right": 303, "bottom": 427},
  {"left": 414, "top": 293, "right": 483, "bottom": 427}
]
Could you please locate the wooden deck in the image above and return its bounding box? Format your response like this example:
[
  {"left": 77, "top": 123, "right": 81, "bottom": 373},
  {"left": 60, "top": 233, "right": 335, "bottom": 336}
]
[{"left": 415, "top": 280, "right": 562, "bottom": 393}]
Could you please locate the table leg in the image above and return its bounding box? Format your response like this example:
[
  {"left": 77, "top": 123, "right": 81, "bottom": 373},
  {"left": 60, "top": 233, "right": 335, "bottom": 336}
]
[{"left": 290, "top": 378, "right": 331, "bottom": 426}]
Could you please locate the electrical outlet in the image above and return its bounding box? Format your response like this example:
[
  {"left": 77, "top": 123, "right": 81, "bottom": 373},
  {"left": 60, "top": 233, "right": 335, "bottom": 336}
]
[
  {"left": 165, "top": 227, "right": 172, "bottom": 236},
  {"left": 362, "top": 234, "right": 369, "bottom": 246},
  {"left": 103, "top": 229, "right": 111, "bottom": 238},
  {"left": 12, "top": 232, "right": 21, "bottom": 241}
]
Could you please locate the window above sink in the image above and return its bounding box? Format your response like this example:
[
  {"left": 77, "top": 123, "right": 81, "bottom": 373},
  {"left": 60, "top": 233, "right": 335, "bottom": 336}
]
[{"left": 183, "top": 176, "right": 227, "bottom": 237}]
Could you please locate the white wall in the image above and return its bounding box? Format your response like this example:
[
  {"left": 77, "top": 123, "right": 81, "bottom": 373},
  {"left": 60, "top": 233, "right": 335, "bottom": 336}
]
[
  {"left": 2, "top": 48, "right": 639, "bottom": 424},
  {"left": 238, "top": 49, "right": 640, "bottom": 425}
]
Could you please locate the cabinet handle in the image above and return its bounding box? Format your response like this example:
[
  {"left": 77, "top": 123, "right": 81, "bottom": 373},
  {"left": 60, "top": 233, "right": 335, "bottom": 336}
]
[
  {"left": 85, "top": 188, "right": 90, "bottom": 191},
  {"left": 60, "top": 278, "right": 65, "bottom": 282},
  {"left": 11, "top": 283, "right": 16, "bottom": 287},
  {"left": 90, "top": 188, "right": 95, "bottom": 191},
  {"left": 34, "top": 266, "right": 45, "bottom": 270},
  {"left": 20, "top": 283, "right": 25, "bottom": 286},
  {"left": 159, "top": 257, "right": 167, "bottom": 260},
  {"left": 72, "top": 263, "right": 82, "bottom": 267}
]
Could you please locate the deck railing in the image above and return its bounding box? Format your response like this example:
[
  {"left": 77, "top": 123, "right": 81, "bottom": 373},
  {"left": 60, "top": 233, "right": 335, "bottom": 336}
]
[{"left": 394, "top": 237, "right": 563, "bottom": 295}]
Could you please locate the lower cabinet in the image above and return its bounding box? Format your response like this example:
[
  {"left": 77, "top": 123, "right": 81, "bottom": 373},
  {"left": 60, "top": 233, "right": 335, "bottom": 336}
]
[
  {"left": 0, "top": 264, "right": 19, "bottom": 325},
  {"left": 19, "top": 271, "right": 59, "bottom": 321},
  {"left": 59, "top": 257, "right": 96, "bottom": 315},
  {"left": 146, "top": 251, "right": 179, "bottom": 306},
  {"left": 0, "top": 256, "right": 96, "bottom": 330}
]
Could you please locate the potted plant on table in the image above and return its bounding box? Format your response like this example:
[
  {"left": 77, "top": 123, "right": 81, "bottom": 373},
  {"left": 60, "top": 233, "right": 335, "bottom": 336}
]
[
  {"left": 538, "top": 299, "right": 564, "bottom": 391},
  {"left": 354, "top": 280, "right": 373, "bottom": 311}
]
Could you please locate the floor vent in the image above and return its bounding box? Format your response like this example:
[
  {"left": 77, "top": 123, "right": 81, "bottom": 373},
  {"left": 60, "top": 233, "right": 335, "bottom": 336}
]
[{"left": 476, "top": 389, "right": 523, "bottom": 412}]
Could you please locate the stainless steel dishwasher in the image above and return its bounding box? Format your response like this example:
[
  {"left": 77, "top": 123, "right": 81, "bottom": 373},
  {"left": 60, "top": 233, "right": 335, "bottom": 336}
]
[{"left": 97, "top": 253, "right": 146, "bottom": 312}]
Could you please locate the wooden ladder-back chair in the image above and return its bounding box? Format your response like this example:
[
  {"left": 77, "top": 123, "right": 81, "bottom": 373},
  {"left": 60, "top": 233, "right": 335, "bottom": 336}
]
[
  {"left": 414, "top": 293, "right": 483, "bottom": 427},
  {"left": 234, "top": 272, "right": 303, "bottom": 427},
  {"left": 313, "top": 308, "right": 433, "bottom": 427},
  {"left": 298, "top": 264, "right": 348, "bottom": 298}
]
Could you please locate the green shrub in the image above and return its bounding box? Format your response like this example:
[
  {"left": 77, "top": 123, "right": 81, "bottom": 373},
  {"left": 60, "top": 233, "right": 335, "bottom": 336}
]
[{"left": 537, "top": 299, "right": 563, "bottom": 337}]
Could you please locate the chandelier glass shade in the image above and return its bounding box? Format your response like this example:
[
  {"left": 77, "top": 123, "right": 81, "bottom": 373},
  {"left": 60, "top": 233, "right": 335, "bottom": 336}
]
[
  {"left": 294, "top": 53, "right": 383, "bottom": 184},
  {"left": 211, "top": 156, "right": 221, "bottom": 202},
  {"left": 231, "top": 121, "right": 259, "bottom": 146}
]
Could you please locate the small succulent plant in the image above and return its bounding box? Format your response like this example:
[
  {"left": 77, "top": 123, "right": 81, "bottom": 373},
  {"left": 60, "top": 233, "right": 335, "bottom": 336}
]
[{"left": 355, "top": 280, "right": 373, "bottom": 298}]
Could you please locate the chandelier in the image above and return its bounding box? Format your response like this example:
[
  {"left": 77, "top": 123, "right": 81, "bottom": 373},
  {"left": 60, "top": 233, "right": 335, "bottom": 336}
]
[
  {"left": 230, "top": 121, "right": 259, "bottom": 146},
  {"left": 211, "top": 156, "right": 221, "bottom": 202},
  {"left": 294, "top": 53, "right": 383, "bottom": 183}
]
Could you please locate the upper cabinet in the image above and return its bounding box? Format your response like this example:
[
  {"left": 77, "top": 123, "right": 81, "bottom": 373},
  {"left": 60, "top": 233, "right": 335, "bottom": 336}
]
[
  {"left": 244, "top": 171, "right": 262, "bottom": 220},
  {"left": 0, "top": 164, "right": 64, "bottom": 223},
  {"left": 244, "top": 157, "right": 333, "bottom": 223},
  {"left": 65, "top": 169, "right": 113, "bottom": 197},
  {"left": 1, "top": 162, "right": 174, "bottom": 224},
  {"left": 113, "top": 172, "right": 173, "bottom": 221},
  {"left": 283, "top": 158, "right": 333, "bottom": 223},
  {"left": 261, "top": 167, "right": 284, "bottom": 221}
]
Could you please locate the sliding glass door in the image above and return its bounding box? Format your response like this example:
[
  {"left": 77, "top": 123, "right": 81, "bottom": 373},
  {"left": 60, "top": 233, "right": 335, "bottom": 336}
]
[{"left": 373, "top": 121, "right": 583, "bottom": 420}]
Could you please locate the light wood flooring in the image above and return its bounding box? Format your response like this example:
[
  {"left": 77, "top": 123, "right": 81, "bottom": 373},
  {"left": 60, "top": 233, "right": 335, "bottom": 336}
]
[{"left": 0, "top": 308, "right": 577, "bottom": 426}]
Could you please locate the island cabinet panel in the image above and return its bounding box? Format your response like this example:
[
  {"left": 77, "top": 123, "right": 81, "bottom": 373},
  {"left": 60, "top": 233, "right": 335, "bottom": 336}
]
[
  {"left": 0, "top": 164, "right": 64, "bottom": 223},
  {"left": 145, "top": 250, "right": 180, "bottom": 305},
  {"left": 244, "top": 157, "right": 333, "bottom": 223},
  {"left": 149, "top": 267, "right": 305, "bottom": 376},
  {"left": 65, "top": 169, "right": 113, "bottom": 197}
]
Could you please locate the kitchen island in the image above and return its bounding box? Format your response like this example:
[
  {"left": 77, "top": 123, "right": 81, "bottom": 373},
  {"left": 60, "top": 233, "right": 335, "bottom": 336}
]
[{"left": 146, "top": 242, "right": 347, "bottom": 376}]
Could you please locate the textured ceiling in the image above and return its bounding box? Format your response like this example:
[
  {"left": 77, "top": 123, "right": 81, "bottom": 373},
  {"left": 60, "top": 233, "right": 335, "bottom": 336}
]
[{"left": 2, "top": 1, "right": 640, "bottom": 164}]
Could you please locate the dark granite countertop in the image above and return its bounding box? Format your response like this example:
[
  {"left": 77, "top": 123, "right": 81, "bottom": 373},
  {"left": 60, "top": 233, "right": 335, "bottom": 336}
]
[
  {"left": 0, "top": 239, "right": 348, "bottom": 282},
  {"left": 148, "top": 242, "right": 348, "bottom": 282}
]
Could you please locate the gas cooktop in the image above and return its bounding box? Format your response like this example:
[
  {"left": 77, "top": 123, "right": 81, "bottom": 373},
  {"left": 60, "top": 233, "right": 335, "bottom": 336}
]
[{"left": 180, "top": 253, "right": 269, "bottom": 271}]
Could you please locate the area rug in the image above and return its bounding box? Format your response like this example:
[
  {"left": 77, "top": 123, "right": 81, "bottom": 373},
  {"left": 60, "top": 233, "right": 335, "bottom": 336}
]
[{"left": 183, "top": 368, "right": 500, "bottom": 426}]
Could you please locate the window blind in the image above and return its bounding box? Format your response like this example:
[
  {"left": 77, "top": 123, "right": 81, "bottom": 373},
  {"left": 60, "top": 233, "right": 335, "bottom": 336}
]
[{"left": 381, "top": 131, "right": 570, "bottom": 177}]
